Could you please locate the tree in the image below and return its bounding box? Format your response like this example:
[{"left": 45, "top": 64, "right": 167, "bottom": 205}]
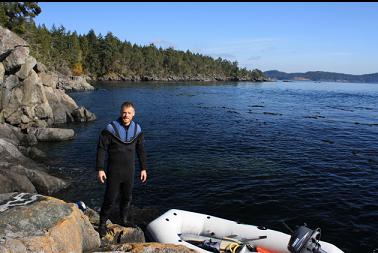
[
  {"left": 8, "top": 16, "right": 266, "bottom": 81},
  {"left": 0, "top": 2, "right": 41, "bottom": 34}
]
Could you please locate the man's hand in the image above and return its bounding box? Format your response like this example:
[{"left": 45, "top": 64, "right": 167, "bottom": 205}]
[
  {"left": 140, "top": 170, "right": 147, "bottom": 183},
  {"left": 98, "top": 170, "right": 107, "bottom": 184}
]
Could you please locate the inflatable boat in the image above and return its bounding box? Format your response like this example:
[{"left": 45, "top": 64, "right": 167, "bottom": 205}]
[{"left": 147, "top": 209, "right": 344, "bottom": 253}]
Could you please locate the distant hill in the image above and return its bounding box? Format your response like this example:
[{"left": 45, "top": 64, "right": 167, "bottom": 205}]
[{"left": 264, "top": 70, "right": 378, "bottom": 83}]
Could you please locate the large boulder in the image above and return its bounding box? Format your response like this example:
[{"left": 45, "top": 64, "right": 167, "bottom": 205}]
[
  {"left": 0, "top": 169, "right": 37, "bottom": 193},
  {"left": 31, "top": 127, "right": 75, "bottom": 142},
  {"left": 43, "top": 86, "right": 78, "bottom": 124},
  {"left": 16, "top": 55, "right": 37, "bottom": 80},
  {"left": 72, "top": 106, "right": 97, "bottom": 122},
  {"left": 3, "top": 45, "right": 30, "bottom": 72},
  {"left": 0, "top": 162, "right": 67, "bottom": 195},
  {"left": 100, "top": 224, "right": 145, "bottom": 245},
  {"left": 0, "top": 137, "right": 68, "bottom": 194},
  {"left": 0, "top": 193, "right": 101, "bottom": 253},
  {"left": 0, "top": 26, "right": 28, "bottom": 56},
  {"left": 0, "top": 122, "right": 25, "bottom": 146}
]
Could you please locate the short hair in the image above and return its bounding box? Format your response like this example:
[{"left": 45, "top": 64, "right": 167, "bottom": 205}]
[{"left": 120, "top": 101, "right": 135, "bottom": 111}]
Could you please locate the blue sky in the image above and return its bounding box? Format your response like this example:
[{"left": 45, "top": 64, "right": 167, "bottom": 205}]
[{"left": 35, "top": 2, "right": 378, "bottom": 75}]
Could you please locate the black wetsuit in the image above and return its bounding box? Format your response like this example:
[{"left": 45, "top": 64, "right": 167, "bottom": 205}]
[{"left": 96, "top": 120, "right": 147, "bottom": 222}]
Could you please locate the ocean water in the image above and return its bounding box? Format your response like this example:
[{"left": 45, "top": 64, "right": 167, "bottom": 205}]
[{"left": 38, "top": 81, "right": 378, "bottom": 253}]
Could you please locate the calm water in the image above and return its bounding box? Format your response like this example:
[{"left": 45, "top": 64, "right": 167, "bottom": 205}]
[{"left": 38, "top": 81, "right": 378, "bottom": 253}]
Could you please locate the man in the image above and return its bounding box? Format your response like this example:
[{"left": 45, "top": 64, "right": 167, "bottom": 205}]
[{"left": 96, "top": 101, "right": 147, "bottom": 237}]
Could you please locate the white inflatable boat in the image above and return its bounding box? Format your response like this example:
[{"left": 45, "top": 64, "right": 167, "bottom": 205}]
[{"left": 147, "top": 209, "right": 344, "bottom": 253}]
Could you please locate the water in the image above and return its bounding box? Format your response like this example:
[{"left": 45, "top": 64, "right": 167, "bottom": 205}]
[{"left": 38, "top": 81, "right": 378, "bottom": 253}]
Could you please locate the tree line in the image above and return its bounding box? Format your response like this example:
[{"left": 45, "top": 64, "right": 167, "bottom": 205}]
[{"left": 0, "top": 2, "right": 265, "bottom": 81}]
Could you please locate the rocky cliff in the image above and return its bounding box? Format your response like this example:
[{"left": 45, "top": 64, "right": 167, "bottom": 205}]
[
  {"left": 0, "top": 26, "right": 95, "bottom": 130},
  {"left": 0, "top": 26, "right": 98, "bottom": 196}
]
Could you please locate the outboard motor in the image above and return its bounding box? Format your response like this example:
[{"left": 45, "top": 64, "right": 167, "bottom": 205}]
[{"left": 288, "top": 225, "right": 327, "bottom": 253}]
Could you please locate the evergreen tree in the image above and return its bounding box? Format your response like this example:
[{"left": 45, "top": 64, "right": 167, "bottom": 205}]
[
  {"left": 0, "top": 2, "right": 41, "bottom": 34},
  {"left": 0, "top": 3, "right": 266, "bottom": 81}
]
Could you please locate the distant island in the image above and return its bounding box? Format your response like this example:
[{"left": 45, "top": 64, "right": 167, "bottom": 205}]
[{"left": 264, "top": 70, "right": 378, "bottom": 83}]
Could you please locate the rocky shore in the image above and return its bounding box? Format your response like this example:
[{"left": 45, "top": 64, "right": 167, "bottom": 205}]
[
  {"left": 96, "top": 72, "right": 270, "bottom": 82},
  {"left": 0, "top": 26, "right": 195, "bottom": 252},
  {"left": 0, "top": 192, "right": 195, "bottom": 253},
  {"left": 93, "top": 71, "right": 270, "bottom": 83}
]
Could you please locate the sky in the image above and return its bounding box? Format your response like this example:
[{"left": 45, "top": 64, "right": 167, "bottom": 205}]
[{"left": 35, "top": 2, "right": 378, "bottom": 75}]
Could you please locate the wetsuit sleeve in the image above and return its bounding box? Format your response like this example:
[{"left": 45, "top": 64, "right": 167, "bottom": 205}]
[
  {"left": 136, "top": 132, "right": 147, "bottom": 171},
  {"left": 96, "top": 130, "right": 111, "bottom": 171}
]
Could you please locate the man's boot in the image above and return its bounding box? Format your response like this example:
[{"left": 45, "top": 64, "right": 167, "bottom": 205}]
[{"left": 98, "top": 217, "right": 107, "bottom": 238}]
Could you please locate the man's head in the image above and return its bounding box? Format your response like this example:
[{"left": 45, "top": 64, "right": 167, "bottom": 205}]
[{"left": 120, "top": 101, "right": 135, "bottom": 126}]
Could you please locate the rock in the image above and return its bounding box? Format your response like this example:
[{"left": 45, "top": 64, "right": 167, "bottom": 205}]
[
  {"left": 34, "top": 101, "right": 53, "bottom": 120},
  {"left": 98, "top": 72, "right": 123, "bottom": 81},
  {"left": 26, "top": 146, "right": 47, "bottom": 162},
  {"left": 21, "top": 70, "right": 46, "bottom": 105},
  {"left": 0, "top": 170, "right": 37, "bottom": 193},
  {"left": 3, "top": 46, "right": 29, "bottom": 72},
  {"left": 0, "top": 161, "right": 67, "bottom": 195},
  {"left": 20, "top": 114, "right": 29, "bottom": 124},
  {"left": 0, "top": 122, "right": 36, "bottom": 146},
  {"left": 2, "top": 75, "right": 21, "bottom": 117},
  {"left": 57, "top": 73, "right": 95, "bottom": 92},
  {"left": 4, "top": 109, "right": 22, "bottom": 125},
  {"left": 39, "top": 71, "right": 58, "bottom": 88},
  {"left": 24, "top": 131, "right": 38, "bottom": 146},
  {"left": 100, "top": 224, "right": 145, "bottom": 245},
  {"left": 0, "top": 62, "right": 4, "bottom": 84},
  {"left": 33, "top": 127, "right": 75, "bottom": 142},
  {"left": 0, "top": 26, "right": 28, "bottom": 57},
  {"left": 71, "top": 106, "right": 96, "bottom": 122},
  {"left": 0, "top": 137, "right": 68, "bottom": 194},
  {"left": 32, "top": 118, "right": 49, "bottom": 128},
  {"left": 94, "top": 243, "right": 196, "bottom": 253},
  {"left": 1, "top": 25, "right": 96, "bottom": 129},
  {"left": 43, "top": 86, "right": 78, "bottom": 124},
  {"left": 84, "top": 207, "right": 103, "bottom": 227},
  {"left": 34, "top": 61, "right": 47, "bottom": 73},
  {"left": 0, "top": 123, "right": 24, "bottom": 146},
  {"left": 0, "top": 193, "right": 101, "bottom": 252},
  {"left": 15, "top": 55, "right": 36, "bottom": 80}
]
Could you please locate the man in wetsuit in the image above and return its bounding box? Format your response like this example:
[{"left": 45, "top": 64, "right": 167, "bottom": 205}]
[{"left": 96, "top": 101, "right": 147, "bottom": 237}]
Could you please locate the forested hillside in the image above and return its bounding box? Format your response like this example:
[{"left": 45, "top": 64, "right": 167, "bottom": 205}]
[{"left": 0, "top": 2, "right": 266, "bottom": 82}]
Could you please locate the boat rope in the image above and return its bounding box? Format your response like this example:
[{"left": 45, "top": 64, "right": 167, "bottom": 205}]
[{"left": 226, "top": 242, "right": 241, "bottom": 253}]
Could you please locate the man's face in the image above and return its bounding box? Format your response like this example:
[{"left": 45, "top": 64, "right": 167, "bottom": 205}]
[{"left": 120, "top": 106, "right": 135, "bottom": 126}]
